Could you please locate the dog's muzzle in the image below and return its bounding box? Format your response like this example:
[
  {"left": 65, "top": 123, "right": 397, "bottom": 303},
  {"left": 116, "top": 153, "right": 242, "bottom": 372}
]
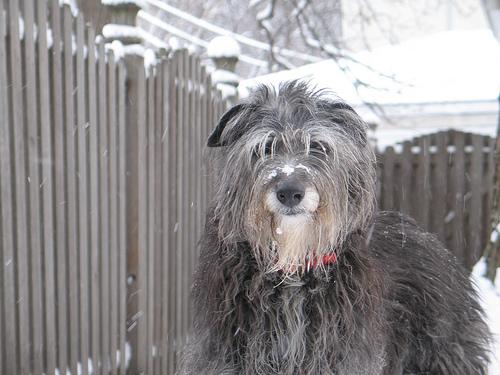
[
  {"left": 275, "top": 180, "right": 305, "bottom": 208},
  {"left": 265, "top": 177, "right": 320, "bottom": 217}
]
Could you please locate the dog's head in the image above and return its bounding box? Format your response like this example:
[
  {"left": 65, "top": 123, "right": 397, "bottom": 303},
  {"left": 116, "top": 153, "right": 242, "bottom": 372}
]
[{"left": 209, "top": 81, "right": 376, "bottom": 273}]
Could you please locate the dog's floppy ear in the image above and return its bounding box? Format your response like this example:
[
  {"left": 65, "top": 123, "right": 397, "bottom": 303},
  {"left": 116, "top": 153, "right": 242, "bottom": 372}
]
[{"left": 207, "top": 104, "right": 246, "bottom": 147}]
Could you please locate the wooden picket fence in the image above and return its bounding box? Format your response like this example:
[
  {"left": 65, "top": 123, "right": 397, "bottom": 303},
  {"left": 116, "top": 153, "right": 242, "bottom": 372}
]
[
  {"left": 127, "top": 50, "right": 225, "bottom": 374},
  {"left": 376, "top": 130, "right": 495, "bottom": 270},
  {"left": 0, "top": 1, "right": 496, "bottom": 375},
  {"left": 0, "top": 1, "right": 129, "bottom": 374},
  {"left": 0, "top": 0, "right": 225, "bottom": 374}
]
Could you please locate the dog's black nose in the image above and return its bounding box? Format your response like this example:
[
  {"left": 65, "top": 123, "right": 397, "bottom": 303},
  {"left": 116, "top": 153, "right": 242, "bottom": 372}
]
[{"left": 276, "top": 182, "right": 305, "bottom": 208}]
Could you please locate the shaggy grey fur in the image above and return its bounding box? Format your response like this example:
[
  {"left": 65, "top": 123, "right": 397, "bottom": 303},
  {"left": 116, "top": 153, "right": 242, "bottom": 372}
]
[{"left": 179, "top": 81, "right": 491, "bottom": 374}]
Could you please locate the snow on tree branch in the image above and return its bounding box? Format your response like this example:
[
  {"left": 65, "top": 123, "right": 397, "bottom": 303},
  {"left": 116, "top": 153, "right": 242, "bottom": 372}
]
[{"left": 256, "top": 0, "right": 294, "bottom": 71}]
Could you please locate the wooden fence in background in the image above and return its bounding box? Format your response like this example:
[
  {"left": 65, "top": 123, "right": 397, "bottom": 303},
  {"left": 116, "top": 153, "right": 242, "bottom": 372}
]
[
  {"left": 0, "top": 0, "right": 225, "bottom": 374},
  {"left": 0, "top": 1, "right": 496, "bottom": 374},
  {"left": 126, "top": 50, "right": 225, "bottom": 374},
  {"left": 376, "top": 130, "right": 495, "bottom": 270},
  {"left": 0, "top": 1, "right": 129, "bottom": 374}
]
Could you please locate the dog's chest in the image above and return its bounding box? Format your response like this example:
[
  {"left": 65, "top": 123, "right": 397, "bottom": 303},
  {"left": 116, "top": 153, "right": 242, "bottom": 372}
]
[
  {"left": 235, "top": 279, "right": 337, "bottom": 372},
  {"left": 229, "top": 276, "right": 386, "bottom": 375}
]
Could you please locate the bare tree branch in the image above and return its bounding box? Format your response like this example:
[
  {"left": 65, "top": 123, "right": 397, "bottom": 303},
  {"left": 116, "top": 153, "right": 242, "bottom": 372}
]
[
  {"left": 290, "top": 0, "right": 389, "bottom": 119},
  {"left": 255, "top": 0, "right": 295, "bottom": 71}
]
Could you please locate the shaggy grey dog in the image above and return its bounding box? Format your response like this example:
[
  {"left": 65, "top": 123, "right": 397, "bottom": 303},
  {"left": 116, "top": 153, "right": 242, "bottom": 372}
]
[{"left": 179, "top": 81, "right": 491, "bottom": 375}]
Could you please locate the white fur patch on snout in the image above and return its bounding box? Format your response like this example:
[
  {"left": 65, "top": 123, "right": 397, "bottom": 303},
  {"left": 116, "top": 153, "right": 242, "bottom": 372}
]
[
  {"left": 301, "top": 187, "right": 319, "bottom": 212},
  {"left": 271, "top": 212, "right": 317, "bottom": 272},
  {"left": 266, "top": 164, "right": 311, "bottom": 181},
  {"left": 265, "top": 186, "right": 320, "bottom": 214},
  {"left": 275, "top": 213, "right": 312, "bottom": 236}
]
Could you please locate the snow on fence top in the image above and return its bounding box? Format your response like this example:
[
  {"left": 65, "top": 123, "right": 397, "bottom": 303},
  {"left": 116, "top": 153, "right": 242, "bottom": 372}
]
[
  {"left": 102, "top": 24, "right": 143, "bottom": 42},
  {"left": 101, "top": 22, "right": 170, "bottom": 75},
  {"left": 104, "top": 39, "right": 157, "bottom": 75},
  {"left": 207, "top": 36, "right": 241, "bottom": 59},
  {"left": 59, "top": 0, "right": 79, "bottom": 16},
  {"left": 102, "top": 0, "right": 144, "bottom": 7},
  {"left": 211, "top": 69, "right": 239, "bottom": 85}
]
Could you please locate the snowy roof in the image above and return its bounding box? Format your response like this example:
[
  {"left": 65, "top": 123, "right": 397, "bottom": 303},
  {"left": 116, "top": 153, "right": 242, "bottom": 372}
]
[
  {"left": 207, "top": 36, "right": 241, "bottom": 59},
  {"left": 239, "top": 30, "right": 500, "bottom": 106}
]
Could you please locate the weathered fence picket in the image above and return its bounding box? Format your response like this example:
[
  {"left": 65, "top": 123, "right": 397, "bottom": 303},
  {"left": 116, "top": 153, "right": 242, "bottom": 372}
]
[
  {"left": 23, "top": 1, "right": 44, "bottom": 372},
  {"left": 37, "top": 1, "right": 57, "bottom": 373},
  {"left": 76, "top": 12, "right": 90, "bottom": 375},
  {"left": 0, "top": 1, "right": 17, "bottom": 374},
  {"left": 10, "top": 1, "right": 31, "bottom": 372},
  {"left": 88, "top": 24, "right": 100, "bottom": 375}
]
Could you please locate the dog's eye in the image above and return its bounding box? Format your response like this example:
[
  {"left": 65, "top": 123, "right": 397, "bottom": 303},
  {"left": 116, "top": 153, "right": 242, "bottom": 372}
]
[
  {"left": 252, "top": 139, "right": 274, "bottom": 159},
  {"left": 264, "top": 139, "right": 273, "bottom": 156},
  {"left": 310, "top": 141, "right": 328, "bottom": 154}
]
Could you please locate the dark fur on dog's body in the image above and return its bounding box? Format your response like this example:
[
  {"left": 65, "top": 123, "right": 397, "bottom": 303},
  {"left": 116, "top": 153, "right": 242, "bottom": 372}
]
[{"left": 180, "top": 82, "right": 491, "bottom": 374}]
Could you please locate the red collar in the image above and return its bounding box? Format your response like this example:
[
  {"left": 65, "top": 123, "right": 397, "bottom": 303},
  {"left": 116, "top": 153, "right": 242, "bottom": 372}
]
[
  {"left": 277, "top": 253, "right": 338, "bottom": 273},
  {"left": 307, "top": 253, "right": 338, "bottom": 268}
]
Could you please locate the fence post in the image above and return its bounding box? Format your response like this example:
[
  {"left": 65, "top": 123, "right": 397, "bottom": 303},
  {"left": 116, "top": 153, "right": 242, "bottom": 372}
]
[
  {"left": 207, "top": 36, "right": 240, "bottom": 105},
  {"left": 104, "top": 0, "right": 142, "bottom": 26},
  {"left": 75, "top": 0, "right": 142, "bottom": 33},
  {"left": 102, "top": 1, "right": 143, "bottom": 45},
  {"left": 75, "top": 0, "right": 110, "bottom": 33}
]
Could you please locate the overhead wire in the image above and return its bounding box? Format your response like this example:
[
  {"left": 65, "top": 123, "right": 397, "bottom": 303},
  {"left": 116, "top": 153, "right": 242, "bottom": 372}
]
[{"left": 142, "top": 0, "right": 322, "bottom": 64}]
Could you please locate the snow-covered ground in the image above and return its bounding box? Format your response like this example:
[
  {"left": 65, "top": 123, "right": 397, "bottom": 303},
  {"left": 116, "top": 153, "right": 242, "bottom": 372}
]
[{"left": 472, "top": 259, "right": 500, "bottom": 374}]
